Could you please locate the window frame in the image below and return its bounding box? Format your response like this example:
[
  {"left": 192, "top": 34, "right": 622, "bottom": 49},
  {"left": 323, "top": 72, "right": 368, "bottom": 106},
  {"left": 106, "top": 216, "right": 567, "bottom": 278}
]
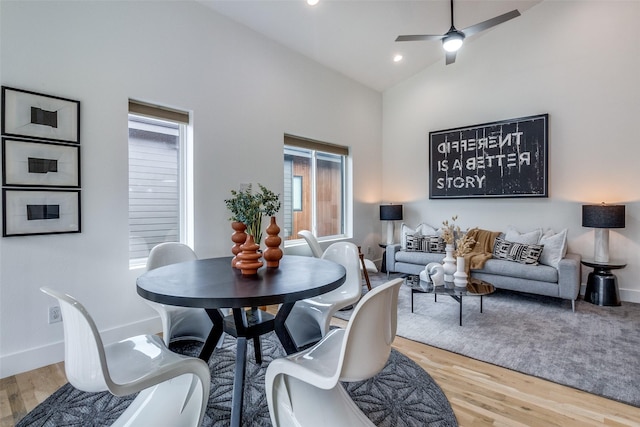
[
  {"left": 283, "top": 135, "right": 351, "bottom": 247},
  {"left": 127, "top": 101, "right": 193, "bottom": 269}
]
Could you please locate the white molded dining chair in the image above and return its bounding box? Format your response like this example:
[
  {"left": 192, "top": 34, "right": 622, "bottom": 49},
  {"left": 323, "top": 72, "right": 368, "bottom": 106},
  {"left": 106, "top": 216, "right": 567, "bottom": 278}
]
[
  {"left": 299, "top": 230, "right": 374, "bottom": 290},
  {"left": 298, "top": 230, "right": 324, "bottom": 258},
  {"left": 41, "top": 287, "right": 211, "bottom": 427},
  {"left": 285, "top": 241, "right": 362, "bottom": 349},
  {"left": 145, "top": 242, "right": 215, "bottom": 346},
  {"left": 266, "top": 278, "right": 403, "bottom": 427}
]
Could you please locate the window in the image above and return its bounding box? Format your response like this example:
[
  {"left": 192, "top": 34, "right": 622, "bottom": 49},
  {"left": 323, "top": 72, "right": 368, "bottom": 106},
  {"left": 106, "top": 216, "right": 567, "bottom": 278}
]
[
  {"left": 128, "top": 100, "right": 191, "bottom": 266},
  {"left": 283, "top": 135, "right": 349, "bottom": 242}
]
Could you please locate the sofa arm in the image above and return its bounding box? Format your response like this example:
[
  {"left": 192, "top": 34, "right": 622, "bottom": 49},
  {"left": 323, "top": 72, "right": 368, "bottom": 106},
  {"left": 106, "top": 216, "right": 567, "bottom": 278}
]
[
  {"left": 558, "top": 252, "right": 581, "bottom": 301},
  {"left": 386, "top": 244, "right": 402, "bottom": 273}
]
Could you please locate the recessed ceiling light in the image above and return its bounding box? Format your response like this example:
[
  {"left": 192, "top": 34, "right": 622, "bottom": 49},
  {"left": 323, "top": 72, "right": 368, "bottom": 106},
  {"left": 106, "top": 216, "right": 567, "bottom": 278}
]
[
  {"left": 307, "top": 0, "right": 319, "bottom": 6},
  {"left": 393, "top": 54, "right": 403, "bottom": 63}
]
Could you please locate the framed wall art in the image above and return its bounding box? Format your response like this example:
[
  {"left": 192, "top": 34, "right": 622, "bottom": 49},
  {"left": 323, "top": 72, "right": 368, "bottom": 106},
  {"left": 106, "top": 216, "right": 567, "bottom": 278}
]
[
  {"left": 429, "top": 114, "right": 548, "bottom": 199},
  {"left": 2, "top": 138, "right": 80, "bottom": 187},
  {"left": 2, "top": 189, "right": 81, "bottom": 237},
  {"left": 1, "top": 86, "right": 80, "bottom": 144}
]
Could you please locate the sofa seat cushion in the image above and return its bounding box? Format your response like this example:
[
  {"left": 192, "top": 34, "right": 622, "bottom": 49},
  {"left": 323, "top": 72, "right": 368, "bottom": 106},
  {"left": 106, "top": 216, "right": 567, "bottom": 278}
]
[
  {"left": 396, "top": 250, "right": 443, "bottom": 266},
  {"left": 476, "top": 259, "right": 558, "bottom": 283}
]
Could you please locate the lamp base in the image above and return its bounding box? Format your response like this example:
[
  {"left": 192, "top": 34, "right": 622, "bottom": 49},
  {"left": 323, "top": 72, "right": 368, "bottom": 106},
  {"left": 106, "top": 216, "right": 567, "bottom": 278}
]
[
  {"left": 386, "top": 221, "right": 394, "bottom": 245},
  {"left": 593, "top": 228, "right": 610, "bottom": 263}
]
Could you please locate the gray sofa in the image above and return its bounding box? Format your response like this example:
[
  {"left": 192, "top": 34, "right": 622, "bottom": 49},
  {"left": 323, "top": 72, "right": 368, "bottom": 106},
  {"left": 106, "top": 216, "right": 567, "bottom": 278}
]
[{"left": 386, "top": 244, "right": 582, "bottom": 311}]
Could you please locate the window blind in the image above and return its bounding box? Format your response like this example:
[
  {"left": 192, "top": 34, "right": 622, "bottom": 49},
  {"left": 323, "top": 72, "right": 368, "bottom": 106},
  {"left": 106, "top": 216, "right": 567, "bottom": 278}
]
[{"left": 284, "top": 134, "right": 349, "bottom": 156}]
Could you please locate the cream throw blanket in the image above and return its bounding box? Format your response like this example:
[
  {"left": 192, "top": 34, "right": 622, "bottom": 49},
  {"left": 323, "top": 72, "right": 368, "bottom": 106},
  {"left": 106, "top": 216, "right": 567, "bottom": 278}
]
[{"left": 462, "top": 229, "right": 501, "bottom": 275}]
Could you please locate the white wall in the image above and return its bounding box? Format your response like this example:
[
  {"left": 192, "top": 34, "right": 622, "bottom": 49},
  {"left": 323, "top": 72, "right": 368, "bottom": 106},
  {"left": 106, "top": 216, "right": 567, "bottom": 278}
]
[
  {"left": 383, "top": 1, "right": 640, "bottom": 301},
  {"left": 0, "top": 0, "right": 383, "bottom": 377}
]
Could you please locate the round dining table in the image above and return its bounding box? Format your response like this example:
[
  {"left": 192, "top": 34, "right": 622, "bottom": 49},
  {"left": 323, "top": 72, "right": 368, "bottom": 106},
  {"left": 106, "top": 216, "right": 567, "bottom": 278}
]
[{"left": 136, "top": 254, "right": 346, "bottom": 427}]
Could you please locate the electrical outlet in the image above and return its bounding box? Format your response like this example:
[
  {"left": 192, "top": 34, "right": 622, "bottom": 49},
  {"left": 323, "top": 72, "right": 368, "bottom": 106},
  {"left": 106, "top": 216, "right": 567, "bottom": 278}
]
[{"left": 48, "top": 306, "right": 62, "bottom": 324}]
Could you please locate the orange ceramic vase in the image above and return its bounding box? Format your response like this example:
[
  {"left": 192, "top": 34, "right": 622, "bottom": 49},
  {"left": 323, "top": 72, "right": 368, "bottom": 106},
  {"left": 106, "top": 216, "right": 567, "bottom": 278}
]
[
  {"left": 236, "top": 234, "right": 263, "bottom": 276},
  {"left": 231, "top": 221, "right": 247, "bottom": 268},
  {"left": 263, "top": 216, "right": 283, "bottom": 268}
]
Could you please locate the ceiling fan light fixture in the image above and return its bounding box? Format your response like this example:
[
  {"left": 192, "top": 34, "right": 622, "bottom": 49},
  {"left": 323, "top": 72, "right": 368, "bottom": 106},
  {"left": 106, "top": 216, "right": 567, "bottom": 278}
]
[{"left": 442, "top": 32, "right": 464, "bottom": 52}]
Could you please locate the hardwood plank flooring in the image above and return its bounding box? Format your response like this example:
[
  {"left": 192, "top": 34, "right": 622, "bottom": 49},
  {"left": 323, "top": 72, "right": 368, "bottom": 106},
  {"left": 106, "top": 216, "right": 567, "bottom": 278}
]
[{"left": 2, "top": 318, "right": 639, "bottom": 426}]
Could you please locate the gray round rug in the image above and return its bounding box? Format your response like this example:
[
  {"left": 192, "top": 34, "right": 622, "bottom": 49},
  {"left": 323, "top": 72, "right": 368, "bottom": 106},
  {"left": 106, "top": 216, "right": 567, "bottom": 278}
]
[{"left": 17, "top": 332, "right": 457, "bottom": 426}]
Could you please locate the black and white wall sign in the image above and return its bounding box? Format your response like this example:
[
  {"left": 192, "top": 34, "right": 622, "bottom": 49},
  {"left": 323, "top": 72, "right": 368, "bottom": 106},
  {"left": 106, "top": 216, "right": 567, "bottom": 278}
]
[{"left": 429, "top": 114, "right": 548, "bottom": 199}]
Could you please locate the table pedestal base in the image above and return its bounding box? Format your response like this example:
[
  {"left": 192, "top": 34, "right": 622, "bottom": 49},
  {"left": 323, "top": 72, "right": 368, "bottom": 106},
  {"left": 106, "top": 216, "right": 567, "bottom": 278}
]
[{"left": 584, "top": 271, "right": 621, "bottom": 306}]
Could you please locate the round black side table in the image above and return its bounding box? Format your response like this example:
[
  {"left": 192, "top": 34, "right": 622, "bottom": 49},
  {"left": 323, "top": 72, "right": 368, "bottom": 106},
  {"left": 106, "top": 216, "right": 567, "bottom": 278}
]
[
  {"left": 379, "top": 243, "right": 388, "bottom": 273},
  {"left": 581, "top": 259, "right": 626, "bottom": 306}
]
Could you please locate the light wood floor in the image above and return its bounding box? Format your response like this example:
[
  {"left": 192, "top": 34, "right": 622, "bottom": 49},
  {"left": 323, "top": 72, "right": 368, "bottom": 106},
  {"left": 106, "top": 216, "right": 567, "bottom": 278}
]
[{"left": 2, "top": 318, "right": 639, "bottom": 426}]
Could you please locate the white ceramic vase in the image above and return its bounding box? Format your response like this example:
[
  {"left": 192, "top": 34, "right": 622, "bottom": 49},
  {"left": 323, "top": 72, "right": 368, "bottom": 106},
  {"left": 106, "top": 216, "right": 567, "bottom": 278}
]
[
  {"left": 442, "top": 244, "right": 456, "bottom": 283},
  {"left": 454, "top": 256, "right": 468, "bottom": 288}
]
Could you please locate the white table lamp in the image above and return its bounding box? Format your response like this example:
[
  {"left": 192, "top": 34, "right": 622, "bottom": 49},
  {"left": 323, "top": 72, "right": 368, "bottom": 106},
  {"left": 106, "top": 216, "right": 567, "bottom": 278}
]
[
  {"left": 582, "top": 203, "right": 625, "bottom": 263},
  {"left": 380, "top": 204, "right": 403, "bottom": 245}
]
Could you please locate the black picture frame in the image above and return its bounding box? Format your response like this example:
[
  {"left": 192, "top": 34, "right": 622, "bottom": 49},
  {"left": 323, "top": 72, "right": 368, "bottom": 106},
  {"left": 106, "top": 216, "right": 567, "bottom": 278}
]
[
  {"left": 429, "top": 114, "right": 548, "bottom": 199},
  {"left": 1, "top": 86, "right": 80, "bottom": 144},
  {"left": 2, "top": 138, "right": 80, "bottom": 187},
  {"left": 2, "top": 189, "right": 81, "bottom": 237}
]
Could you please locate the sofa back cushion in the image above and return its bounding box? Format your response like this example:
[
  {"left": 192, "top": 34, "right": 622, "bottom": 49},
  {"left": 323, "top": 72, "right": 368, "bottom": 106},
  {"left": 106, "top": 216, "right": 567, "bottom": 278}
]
[
  {"left": 504, "top": 226, "right": 542, "bottom": 245},
  {"left": 538, "top": 228, "right": 568, "bottom": 268}
]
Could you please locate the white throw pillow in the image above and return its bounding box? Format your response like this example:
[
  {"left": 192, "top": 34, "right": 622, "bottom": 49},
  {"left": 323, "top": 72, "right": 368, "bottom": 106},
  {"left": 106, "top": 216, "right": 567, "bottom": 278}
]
[
  {"left": 400, "top": 223, "right": 418, "bottom": 250},
  {"left": 420, "top": 223, "right": 438, "bottom": 236},
  {"left": 538, "top": 228, "right": 568, "bottom": 268},
  {"left": 504, "top": 226, "right": 542, "bottom": 245}
]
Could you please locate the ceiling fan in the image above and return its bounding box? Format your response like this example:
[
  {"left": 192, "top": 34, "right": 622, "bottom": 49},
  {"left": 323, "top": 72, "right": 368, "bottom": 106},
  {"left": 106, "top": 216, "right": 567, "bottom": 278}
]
[{"left": 395, "top": 0, "right": 521, "bottom": 65}]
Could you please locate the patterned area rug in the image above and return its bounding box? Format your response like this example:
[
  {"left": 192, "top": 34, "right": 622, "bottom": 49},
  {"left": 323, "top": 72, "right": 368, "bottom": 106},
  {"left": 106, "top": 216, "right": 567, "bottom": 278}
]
[
  {"left": 340, "top": 272, "right": 640, "bottom": 408},
  {"left": 17, "top": 332, "right": 457, "bottom": 426}
]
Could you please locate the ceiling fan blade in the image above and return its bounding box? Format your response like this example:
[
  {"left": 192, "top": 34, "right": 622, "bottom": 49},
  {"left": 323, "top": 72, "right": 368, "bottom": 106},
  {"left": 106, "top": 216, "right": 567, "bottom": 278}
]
[
  {"left": 445, "top": 51, "right": 457, "bottom": 65},
  {"left": 461, "top": 9, "right": 520, "bottom": 37},
  {"left": 395, "top": 34, "right": 445, "bottom": 42}
]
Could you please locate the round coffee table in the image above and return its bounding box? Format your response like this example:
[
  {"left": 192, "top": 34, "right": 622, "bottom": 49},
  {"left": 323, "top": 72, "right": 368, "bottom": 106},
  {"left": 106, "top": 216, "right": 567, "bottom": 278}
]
[{"left": 404, "top": 275, "right": 495, "bottom": 326}]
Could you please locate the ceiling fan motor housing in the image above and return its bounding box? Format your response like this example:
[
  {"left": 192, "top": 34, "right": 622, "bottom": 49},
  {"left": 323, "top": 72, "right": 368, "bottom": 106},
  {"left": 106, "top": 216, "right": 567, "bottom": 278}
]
[{"left": 442, "top": 29, "right": 464, "bottom": 52}]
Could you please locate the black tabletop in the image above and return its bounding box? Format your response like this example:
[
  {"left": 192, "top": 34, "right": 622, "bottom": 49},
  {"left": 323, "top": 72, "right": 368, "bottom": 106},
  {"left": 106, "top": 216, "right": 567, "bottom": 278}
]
[
  {"left": 580, "top": 259, "right": 627, "bottom": 270},
  {"left": 136, "top": 255, "right": 346, "bottom": 308}
]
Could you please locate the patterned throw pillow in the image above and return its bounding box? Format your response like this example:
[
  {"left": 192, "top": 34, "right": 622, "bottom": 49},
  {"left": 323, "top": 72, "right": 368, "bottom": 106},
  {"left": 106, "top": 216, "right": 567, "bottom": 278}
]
[
  {"left": 425, "top": 235, "right": 446, "bottom": 253},
  {"left": 405, "top": 235, "right": 446, "bottom": 253},
  {"left": 405, "top": 234, "right": 423, "bottom": 252},
  {"left": 492, "top": 237, "right": 543, "bottom": 265}
]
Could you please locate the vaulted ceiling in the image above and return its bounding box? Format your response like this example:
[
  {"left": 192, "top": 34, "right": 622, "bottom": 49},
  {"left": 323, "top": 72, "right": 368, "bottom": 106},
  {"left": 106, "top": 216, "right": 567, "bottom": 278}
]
[{"left": 199, "top": 0, "right": 542, "bottom": 92}]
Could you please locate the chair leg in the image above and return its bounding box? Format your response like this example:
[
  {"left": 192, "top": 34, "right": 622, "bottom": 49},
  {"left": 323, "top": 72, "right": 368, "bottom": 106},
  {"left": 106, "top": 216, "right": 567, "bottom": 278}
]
[{"left": 358, "top": 246, "right": 372, "bottom": 291}]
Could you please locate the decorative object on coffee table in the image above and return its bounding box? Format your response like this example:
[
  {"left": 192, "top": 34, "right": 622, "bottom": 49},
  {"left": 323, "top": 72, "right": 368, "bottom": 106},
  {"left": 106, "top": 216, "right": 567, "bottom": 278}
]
[
  {"left": 380, "top": 204, "right": 403, "bottom": 245},
  {"left": 582, "top": 203, "right": 625, "bottom": 263},
  {"left": 442, "top": 244, "right": 456, "bottom": 282},
  {"left": 441, "top": 216, "right": 459, "bottom": 282},
  {"left": 453, "top": 256, "right": 467, "bottom": 288}
]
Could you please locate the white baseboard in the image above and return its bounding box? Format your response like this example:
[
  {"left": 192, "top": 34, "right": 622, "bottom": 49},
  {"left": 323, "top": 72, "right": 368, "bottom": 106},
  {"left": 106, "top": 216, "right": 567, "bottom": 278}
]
[
  {"left": 580, "top": 284, "right": 640, "bottom": 304},
  {"left": 619, "top": 288, "right": 640, "bottom": 304},
  {"left": 0, "top": 317, "right": 161, "bottom": 379}
]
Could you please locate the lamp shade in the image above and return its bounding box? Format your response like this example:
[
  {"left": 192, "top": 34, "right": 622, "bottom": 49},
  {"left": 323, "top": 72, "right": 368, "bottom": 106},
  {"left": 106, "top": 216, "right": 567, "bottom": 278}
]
[
  {"left": 582, "top": 204, "right": 625, "bottom": 229},
  {"left": 380, "top": 204, "right": 403, "bottom": 221}
]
